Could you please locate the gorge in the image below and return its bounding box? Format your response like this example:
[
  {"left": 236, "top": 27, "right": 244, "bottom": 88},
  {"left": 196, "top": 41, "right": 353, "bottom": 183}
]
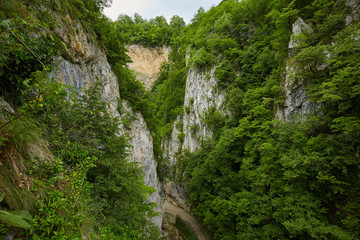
[{"left": 1, "top": 0, "right": 360, "bottom": 239}]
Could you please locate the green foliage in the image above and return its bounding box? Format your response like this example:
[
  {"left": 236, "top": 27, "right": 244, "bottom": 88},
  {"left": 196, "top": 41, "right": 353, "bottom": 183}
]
[
  {"left": 0, "top": 111, "right": 86, "bottom": 238},
  {"left": 115, "top": 14, "right": 185, "bottom": 47},
  {"left": 99, "top": 224, "right": 140, "bottom": 240},
  {"left": 153, "top": 0, "right": 360, "bottom": 239},
  {"left": 190, "top": 47, "right": 216, "bottom": 70},
  {"left": 310, "top": 0, "right": 347, "bottom": 43},
  {"left": 0, "top": 193, "right": 32, "bottom": 229},
  {"left": 203, "top": 106, "right": 225, "bottom": 139},
  {"left": 0, "top": 117, "right": 43, "bottom": 212},
  {"left": 33, "top": 82, "right": 159, "bottom": 239},
  {"left": 214, "top": 13, "right": 232, "bottom": 35},
  {"left": 190, "top": 124, "right": 199, "bottom": 137},
  {"left": 29, "top": 0, "right": 112, "bottom": 32},
  {"left": 178, "top": 132, "right": 185, "bottom": 144},
  {"left": 215, "top": 60, "right": 236, "bottom": 89},
  {"left": 152, "top": 62, "right": 188, "bottom": 137},
  {"left": 0, "top": 210, "right": 31, "bottom": 229},
  {"left": 174, "top": 216, "right": 197, "bottom": 240},
  {"left": 294, "top": 45, "right": 327, "bottom": 80},
  {"left": 266, "top": 0, "right": 299, "bottom": 55},
  {"left": 191, "top": 7, "right": 205, "bottom": 25},
  {"left": 2, "top": 0, "right": 360, "bottom": 239},
  {"left": 0, "top": 17, "right": 58, "bottom": 106},
  {"left": 184, "top": 105, "right": 191, "bottom": 114},
  {"left": 0, "top": 76, "right": 159, "bottom": 239},
  {"left": 30, "top": 188, "right": 83, "bottom": 239},
  {"left": 0, "top": 0, "right": 162, "bottom": 239}
]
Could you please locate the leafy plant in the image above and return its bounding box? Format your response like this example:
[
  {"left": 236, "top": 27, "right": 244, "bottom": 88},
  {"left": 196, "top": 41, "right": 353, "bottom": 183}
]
[
  {"left": 190, "top": 124, "right": 199, "bottom": 137},
  {"left": 178, "top": 132, "right": 185, "bottom": 143},
  {"left": 190, "top": 47, "right": 215, "bottom": 70},
  {"left": 174, "top": 216, "right": 197, "bottom": 240},
  {"left": 154, "top": 0, "right": 360, "bottom": 239},
  {"left": 0, "top": 193, "right": 32, "bottom": 229}
]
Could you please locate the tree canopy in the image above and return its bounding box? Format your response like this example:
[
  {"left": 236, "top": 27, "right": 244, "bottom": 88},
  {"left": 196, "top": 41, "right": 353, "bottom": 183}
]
[{"left": 152, "top": 0, "right": 360, "bottom": 239}]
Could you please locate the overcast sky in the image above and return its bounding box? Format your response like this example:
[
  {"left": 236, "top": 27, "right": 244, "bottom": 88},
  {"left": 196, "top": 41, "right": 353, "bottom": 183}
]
[{"left": 103, "top": 0, "right": 223, "bottom": 24}]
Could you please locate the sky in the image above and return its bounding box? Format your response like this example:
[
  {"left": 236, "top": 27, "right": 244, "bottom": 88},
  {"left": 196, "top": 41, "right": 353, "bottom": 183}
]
[{"left": 103, "top": 0, "right": 223, "bottom": 24}]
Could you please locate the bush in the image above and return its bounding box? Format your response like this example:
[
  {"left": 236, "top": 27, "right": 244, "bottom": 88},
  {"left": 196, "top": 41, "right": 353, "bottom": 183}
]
[{"left": 190, "top": 47, "right": 215, "bottom": 70}]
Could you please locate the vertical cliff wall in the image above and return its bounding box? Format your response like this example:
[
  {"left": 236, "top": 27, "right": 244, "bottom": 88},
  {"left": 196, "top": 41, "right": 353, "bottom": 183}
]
[
  {"left": 162, "top": 65, "right": 226, "bottom": 210},
  {"left": 276, "top": 17, "right": 319, "bottom": 121},
  {"left": 162, "top": 67, "right": 225, "bottom": 161},
  {"left": 51, "top": 14, "right": 164, "bottom": 230},
  {"left": 127, "top": 44, "right": 171, "bottom": 90},
  {"left": 345, "top": 0, "right": 360, "bottom": 25}
]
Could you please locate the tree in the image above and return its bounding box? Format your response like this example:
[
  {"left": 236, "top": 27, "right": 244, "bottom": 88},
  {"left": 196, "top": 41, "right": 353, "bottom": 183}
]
[
  {"left": 191, "top": 7, "right": 205, "bottom": 24},
  {"left": 169, "top": 15, "right": 186, "bottom": 31}
]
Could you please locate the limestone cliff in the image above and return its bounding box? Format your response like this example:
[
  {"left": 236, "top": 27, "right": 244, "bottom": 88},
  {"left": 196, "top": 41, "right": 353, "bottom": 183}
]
[
  {"left": 127, "top": 44, "right": 171, "bottom": 90},
  {"left": 276, "top": 3, "right": 357, "bottom": 121},
  {"left": 162, "top": 66, "right": 225, "bottom": 210},
  {"left": 162, "top": 18, "right": 321, "bottom": 210},
  {"left": 119, "top": 103, "right": 164, "bottom": 228},
  {"left": 51, "top": 15, "right": 164, "bottom": 230},
  {"left": 276, "top": 17, "right": 318, "bottom": 121},
  {"left": 345, "top": 0, "right": 360, "bottom": 25}
]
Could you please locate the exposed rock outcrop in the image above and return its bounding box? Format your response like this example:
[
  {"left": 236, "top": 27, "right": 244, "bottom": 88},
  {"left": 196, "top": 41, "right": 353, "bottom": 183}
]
[
  {"left": 0, "top": 97, "right": 15, "bottom": 117},
  {"left": 163, "top": 67, "right": 225, "bottom": 163},
  {"left": 127, "top": 44, "right": 171, "bottom": 90},
  {"left": 276, "top": 18, "right": 318, "bottom": 121},
  {"left": 346, "top": 0, "right": 360, "bottom": 25},
  {"left": 162, "top": 66, "right": 225, "bottom": 210},
  {"left": 54, "top": 13, "right": 97, "bottom": 64},
  {"left": 52, "top": 15, "right": 164, "bottom": 230},
  {"left": 119, "top": 103, "right": 164, "bottom": 228},
  {"left": 288, "top": 17, "right": 313, "bottom": 56}
]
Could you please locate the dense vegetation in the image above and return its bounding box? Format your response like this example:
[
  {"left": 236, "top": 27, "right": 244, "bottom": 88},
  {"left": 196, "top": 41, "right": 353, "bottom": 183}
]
[
  {"left": 0, "top": 0, "right": 160, "bottom": 239},
  {"left": 151, "top": 0, "right": 360, "bottom": 239},
  {"left": 115, "top": 14, "right": 186, "bottom": 47},
  {"left": 1, "top": 0, "right": 360, "bottom": 239}
]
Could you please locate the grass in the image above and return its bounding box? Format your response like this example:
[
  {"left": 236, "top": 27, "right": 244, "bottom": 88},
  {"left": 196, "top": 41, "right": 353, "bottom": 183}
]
[
  {"left": 174, "top": 216, "right": 197, "bottom": 240},
  {"left": 0, "top": 117, "right": 53, "bottom": 211}
]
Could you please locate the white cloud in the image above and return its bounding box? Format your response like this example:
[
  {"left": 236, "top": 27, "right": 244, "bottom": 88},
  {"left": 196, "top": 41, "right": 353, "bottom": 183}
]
[
  {"left": 103, "top": 0, "right": 151, "bottom": 21},
  {"left": 103, "top": 0, "right": 222, "bottom": 23}
]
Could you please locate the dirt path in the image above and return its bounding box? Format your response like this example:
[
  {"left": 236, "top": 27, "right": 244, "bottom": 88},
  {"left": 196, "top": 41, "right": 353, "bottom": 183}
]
[{"left": 165, "top": 200, "right": 211, "bottom": 240}]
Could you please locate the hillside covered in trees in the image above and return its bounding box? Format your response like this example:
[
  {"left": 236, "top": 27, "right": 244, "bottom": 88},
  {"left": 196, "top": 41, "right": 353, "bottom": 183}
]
[
  {"left": 154, "top": 0, "right": 360, "bottom": 239},
  {"left": 1, "top": 0, "right": 360, "bottom": 239}
]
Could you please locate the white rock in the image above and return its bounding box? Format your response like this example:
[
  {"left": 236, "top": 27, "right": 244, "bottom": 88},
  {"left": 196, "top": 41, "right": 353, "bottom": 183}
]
[
  {"left": 289, "top": 17, "right": 312, "bottom": 53},
  {"left": 0, "top": 97, "right": 15, "bottom": 115},
  {"left": 162, "top": 66, "right": 225, "bottom": 210},
  {"left": 120, "top": 102, "right": 164, "bottom": 228},
  {"left": 52, "top": 15, "right": 164, "bottom": 231},
  {"left": 345, "top": 0, "right": 360, "bottom": 25},
  {"left": 276, "top": 18, "right": 319, "bottom": 121}
]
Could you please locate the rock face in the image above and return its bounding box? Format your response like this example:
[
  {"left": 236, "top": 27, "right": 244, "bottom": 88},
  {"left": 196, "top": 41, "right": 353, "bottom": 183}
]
[
  {"left": 0, "top": 97, "right": 15, "bottom": 117},
  {"left": 276, "top": 18, "right": 318, "bottom": 121},
  {"left": 182, "top": 68, "right": 225, "bottom": 151},
  {"left": 276, "top": 66, "right": 318, "bottom": 121},
  {"left": 163, "top": 67, "right": 225, "bottom": 161},
  {"left": 52, "top": 15, "right": 164, "bottom": 230},
  {"left": 288, "top": 17, "right": 313, "bottom": 54},
  {"left": 54, "top": 13, "right": 98, "bottom": 64},
  {"left": 127, "top": 44, "right": 171, "bottom": 90},
  {"left": 162, "top": 66, "right": 225, "bottom": 210},
  {"left": 119, "top": 103, "right": 164, "bottom": 228},
  {"left": 346, "top": 0, "right": 360, "bottom": 25}
]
